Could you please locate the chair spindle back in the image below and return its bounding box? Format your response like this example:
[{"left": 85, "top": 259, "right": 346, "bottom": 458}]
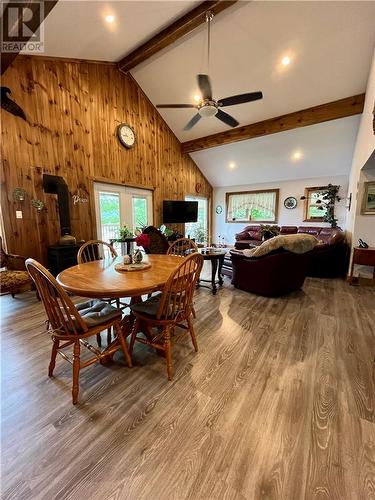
[
  {"left": 157, "top": 253, "right": 203, "bottom": 322},
  {"left": 26, "top": 259, "right": 87, "bottom": 335},
  {"left": 167, "top": 238, "right": 198, "bottom": 257},
  {"left": 77, "top": 240, "right": 117, "bottom": 264}
]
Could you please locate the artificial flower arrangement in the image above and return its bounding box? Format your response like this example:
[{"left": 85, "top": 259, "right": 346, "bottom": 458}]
[
  {"left": 259, "top": 225, "right": 279, "bottom": 241},
  {"left": 119, "top": 225, "right": 134, "bottom": 239},
  {"left": 135, "top": 233, "right": 150, "bottom": 250}
]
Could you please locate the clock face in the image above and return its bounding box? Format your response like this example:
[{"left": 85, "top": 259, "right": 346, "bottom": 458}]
[
  {"left": 284, "top": 196, "right": 297, "bottom": 209},
  {"left": 216, "top": 205, "right": 223, "bottom": 214},
  {"left": 118, "top": 124, "right": 135, "bottom": 148}
]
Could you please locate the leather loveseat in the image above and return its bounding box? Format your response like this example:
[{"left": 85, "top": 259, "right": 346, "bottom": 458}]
[
  {"left": 234, "top": 225, "right": 349, "bottom": 278},
  {"left": 230, "top": 248, "right": 312, "bottom": 297}
]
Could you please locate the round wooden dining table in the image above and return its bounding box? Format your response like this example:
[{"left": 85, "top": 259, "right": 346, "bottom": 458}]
[{"left": 57, "top": 254, "right": 181, "bottom": 299}]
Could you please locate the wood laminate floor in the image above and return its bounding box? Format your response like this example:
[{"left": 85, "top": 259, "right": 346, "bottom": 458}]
[{"left": 1, "top": 276, "right": 375, "bottom": 500}]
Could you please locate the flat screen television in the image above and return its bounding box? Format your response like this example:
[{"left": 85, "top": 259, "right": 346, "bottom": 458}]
[{"left": 163, "top": 200, "right": 198, "bottom": 223}]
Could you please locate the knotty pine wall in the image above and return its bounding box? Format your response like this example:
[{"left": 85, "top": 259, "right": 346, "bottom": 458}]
[{"left": 0, "top": 56, "right": 212, "bottom": 263}]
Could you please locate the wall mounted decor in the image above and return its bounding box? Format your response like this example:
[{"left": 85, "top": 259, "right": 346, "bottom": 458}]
[
  {"left": 1, "top": 87, "right": 27, "bottom": 121},
  {"left": 117, "top": 123, "right": 136, "bottom": 148},
  {"left": 361, "top": 181, "right": 375, "bottom": 214},
  {"left": 31, "top": 199, "right": 45, "bottom": 212},
  {"left": 195, "top": 182, "right": 202, "bottom": 194},
  {"left": 72, "top": 188, "right": 89, "bottom": 205},
  {"left": 284, "top": 197, "right": 297, "bottom": 209},
  {"left": 12, "top": 187, "right": 27, "bottom": 202},
  {"left": 215, "top": 205, "right": 223, "bottom": 214},
  {"left": 301, "top": 184, "right": 341, "bottom": 227}
]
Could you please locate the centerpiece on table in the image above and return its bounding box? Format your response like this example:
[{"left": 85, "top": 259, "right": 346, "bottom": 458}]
[
  {"left": 116, "top": 233, "right": 151, "bottom": 272},
  {"left": 259, "top": 225, "right": 279, "bottom": 241}
]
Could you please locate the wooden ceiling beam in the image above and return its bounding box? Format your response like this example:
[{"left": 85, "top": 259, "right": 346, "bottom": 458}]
[
  {"left": 118, "top": 0, "right": 239, "bottom": 74},
  {"left": 0, "top": 0, "right": 58, "bottom": 75},
  {"left": 181, "top": 93, "right": 366, "bottom": 153}
]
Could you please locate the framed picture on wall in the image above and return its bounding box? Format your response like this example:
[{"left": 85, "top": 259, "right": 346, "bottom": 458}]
[{"left": 361, "top": 181, "right": 375, "bottom": 214}]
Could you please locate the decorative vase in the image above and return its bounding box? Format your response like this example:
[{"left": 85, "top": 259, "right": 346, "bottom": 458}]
[{"left": 133, "top": 249, "right": 143, "bottom": 264}]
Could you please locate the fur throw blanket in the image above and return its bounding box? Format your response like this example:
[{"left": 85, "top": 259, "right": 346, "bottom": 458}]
[{"left": 242, "top": 234, "right": 317, "bottom": 258}]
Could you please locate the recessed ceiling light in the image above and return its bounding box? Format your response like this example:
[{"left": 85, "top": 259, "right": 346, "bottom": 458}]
[
  {"left": 194, "top": 95, "right": 201, "bottom": 103},
  {"left": 292, "top": 150, "right": 303, "bottom": 160},
  {"left": 281, "top": 56, "right": 291, "bottom": 66},
  {"left": 229, "top": 162, "right": 236, "bottom": 169},
  {"left": 105, "top": 15, "right": 115, "bottom": 23}
]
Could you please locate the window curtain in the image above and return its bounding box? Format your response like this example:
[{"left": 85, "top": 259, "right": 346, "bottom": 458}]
[{"left": 228, "top": 192, "right": 276, "bottom": 221}]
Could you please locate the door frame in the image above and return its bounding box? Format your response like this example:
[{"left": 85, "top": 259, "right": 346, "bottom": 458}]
[{"left": 91, "top": 178, "right": 154, "bottom": 241}]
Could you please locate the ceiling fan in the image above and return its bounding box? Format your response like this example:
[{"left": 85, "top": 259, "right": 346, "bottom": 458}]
[{"left": 156, "top": 12, "right": 263, "bottom": 131}]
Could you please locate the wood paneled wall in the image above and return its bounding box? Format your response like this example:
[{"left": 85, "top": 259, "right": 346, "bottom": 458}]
[{"left": 0, "top": 56, "right": 212, "bottom": 262}]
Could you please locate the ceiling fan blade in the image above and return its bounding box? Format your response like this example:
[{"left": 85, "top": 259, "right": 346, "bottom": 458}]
[
  {"left": 216, "top": 109, "right": 239, "bottom": 128},
  {"left": 156, "top": 104, "right": 197, "bottom": 108},
  {"left": 218, "top": 91, "right": 263, "bottom": 107},
  {"left": 197, "top": 74, "right": 213, "bottom": 100},
  {"left": 184, "top": 113, "right": 202, "bottom": 131}
]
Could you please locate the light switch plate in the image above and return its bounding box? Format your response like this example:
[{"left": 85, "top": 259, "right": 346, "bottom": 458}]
[{"left": 16, "top": 210, "right": 23, "bottom": 219}]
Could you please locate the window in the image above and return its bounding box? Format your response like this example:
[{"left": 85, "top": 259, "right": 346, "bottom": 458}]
[
  {"left": 94, "top": 183, "right": 153, "bottom": 254},
  {"left": 132, "top": 196, "right": 148, "bottom": 231},
  {"left": 185, "top": 196, "right": 208, "bottom": 244},
  {"left": 303, "top": 186, "right": 328, "bottom": 221},
  {"left": 226, "top": 189, "right": 279, "bottom": 223}
]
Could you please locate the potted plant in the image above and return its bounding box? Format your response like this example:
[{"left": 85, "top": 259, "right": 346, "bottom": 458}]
[
  {"left": 118, "top": 225, "right": 134, "bottom": 240},
  {"left": 259, "top": 225, "right": 279, "bottom": 241}
]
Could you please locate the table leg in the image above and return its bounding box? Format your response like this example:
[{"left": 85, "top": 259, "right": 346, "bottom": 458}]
[
  {"left": 218, "top": 255, "right": 224, "bottom": 287},
  {"left": 211, "top": 258, "right": 218, "bottom": 295}
]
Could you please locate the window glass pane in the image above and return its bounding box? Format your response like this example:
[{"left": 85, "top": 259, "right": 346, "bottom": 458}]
[
  {"left": 307, "top": 190, "right": 327, "bottom": 218},
  {"left": 99, "top": 192, "right": 120, "bottom": 241},
  {"left": 132, "top": 197, "right": 148, "bottom": 231},
  {"left": 185, "top": 196, "right": 208, "bottom": 243},
  {"left": 227, "top": 191, "right": 277, "bottom": 222}
]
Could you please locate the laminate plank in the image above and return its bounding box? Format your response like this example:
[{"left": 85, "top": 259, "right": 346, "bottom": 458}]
[{"left": 1, "top": 277, "right": 374, "bottom": 499}]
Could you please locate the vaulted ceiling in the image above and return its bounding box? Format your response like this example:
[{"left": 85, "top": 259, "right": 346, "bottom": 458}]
[{"left": 22, "top": 1, "right": 375, "bottom": 185}]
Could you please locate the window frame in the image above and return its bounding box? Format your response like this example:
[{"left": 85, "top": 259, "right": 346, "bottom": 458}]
[
  {"left": 303, "top": 186, "right": 328, "bottom": 222},
  {"left": 225, "top": 189, "right": 280, "bottom": 223},
  {"left": 184, "top": 195, "right": 209, "bottom": 242}
]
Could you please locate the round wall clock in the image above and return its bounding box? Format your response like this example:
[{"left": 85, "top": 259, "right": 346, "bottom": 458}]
[
  {"left": 117, "top": 123, "right": 136, "bottom": 149},
  {"left": 284, "top": 196, "right": 297, "bottom": 209},
  {"left": 216, "top": 205, "right": 223, "bottom": 214},
  {"left": 195, "top": 182, "right": 202, "bottom": 194}
]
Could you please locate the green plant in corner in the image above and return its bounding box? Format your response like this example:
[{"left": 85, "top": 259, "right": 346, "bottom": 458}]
[
  {"left": 319, "top": 184, "right": 341, "bottom": 228},
  {"left": 259, "top": 225, "right": 279, "bottom": 241}
]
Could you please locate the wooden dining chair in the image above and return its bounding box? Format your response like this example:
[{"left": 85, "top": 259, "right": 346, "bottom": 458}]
[
  {"left": 26, "top": 258, "right": 132, "bottom": 404},
  {"left": 167, "top": 238, "right": 199, "bottom": 318},
  {"left": 78, "top": 239, "right": 123, "bottom": 345},
  {"left": 129, "top": 252, "right": 203, "bottom": 380},
  {"left": 77, "top": 239, "right": 117, "bottom": 264},
  {"left": 167, "top": 238, "right": 198, "bottom": 256}
]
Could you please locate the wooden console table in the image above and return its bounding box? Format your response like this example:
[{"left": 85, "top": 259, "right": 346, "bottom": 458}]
[{"left": 349, "top": 247, "right": 375, "bottom": 285}]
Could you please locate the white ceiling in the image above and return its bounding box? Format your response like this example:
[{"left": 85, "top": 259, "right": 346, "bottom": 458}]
[
  {"left": 23, "top": 1, "right": 199, "bottom": 62},
  {"left": 23, "top": 1, "right": 373, "bottom": 185},
  {"left": 190, "top": 115, "right": 361, "bottom": 186},
  {"left": 132, "top": 1, "right": 375, "bottom": 141}
]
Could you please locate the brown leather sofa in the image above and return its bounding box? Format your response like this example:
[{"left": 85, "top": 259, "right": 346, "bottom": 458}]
[
  {"left": 234, "top": 225, "right": 349, "bottom": 278},
  {"left": 230, "top": 248, "right": 312, "bottom": 297}
]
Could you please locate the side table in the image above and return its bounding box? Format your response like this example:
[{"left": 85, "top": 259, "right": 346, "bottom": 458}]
[{"left": 349, "top": 247, "right": 375, "bottom": 285}]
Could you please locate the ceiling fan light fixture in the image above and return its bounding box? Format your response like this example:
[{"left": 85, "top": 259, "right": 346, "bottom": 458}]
[{"left": 199, "top": 105, "right": 218, "bottom": 117}]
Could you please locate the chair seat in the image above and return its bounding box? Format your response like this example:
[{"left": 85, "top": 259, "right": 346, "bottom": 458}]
[
  {"left": 76, "top": 299, "right": 122, "bottom": 328},
  {"left": 0, "top": 270, "right": 32, "bottom": 290},
  {"left": 131, "top": 293, "right": 162, "bottom": 318}
]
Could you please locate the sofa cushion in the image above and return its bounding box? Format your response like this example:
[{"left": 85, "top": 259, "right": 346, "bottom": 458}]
[
  {"left": 243, "top": 234, "right": 317, "bottom": 258},
  {"left": 280, "top": 226, "right": 298, "bottom": 235},
  {"left": 248, "top": 230, "right": 262, "bottom": 241},
  {"left": 297, "top": 227, "right": 321, "bottom": 236},
  {"left": 0, "top": 270, "right": 32, "bottom": 290}
]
